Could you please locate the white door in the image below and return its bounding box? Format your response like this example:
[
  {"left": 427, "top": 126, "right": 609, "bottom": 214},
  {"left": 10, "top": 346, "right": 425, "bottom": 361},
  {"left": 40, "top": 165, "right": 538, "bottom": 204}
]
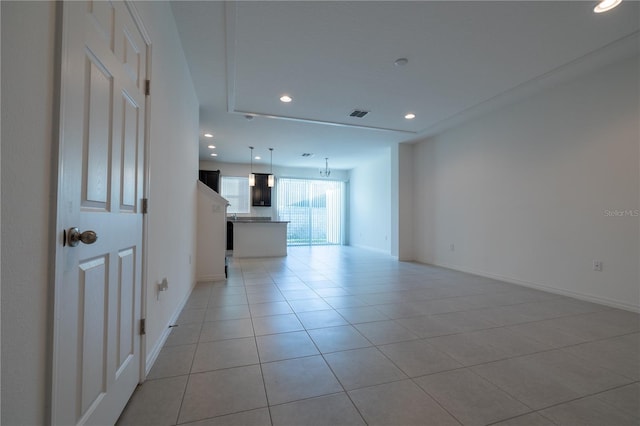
[{"left": 52, "top": 1, "right": 148, "bottom": 424}]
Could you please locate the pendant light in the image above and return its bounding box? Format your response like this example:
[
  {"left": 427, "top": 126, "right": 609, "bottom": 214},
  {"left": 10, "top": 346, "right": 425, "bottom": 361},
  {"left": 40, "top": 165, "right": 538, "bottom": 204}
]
[
  {"left": 268, "top": 148, "right": 275, "bottom": 187},
  {"left": 320, "top": 158, "right": 331, "bottom": 177},
  {"left": 249, "top": 146, "right": 255, "bottom": 187}
]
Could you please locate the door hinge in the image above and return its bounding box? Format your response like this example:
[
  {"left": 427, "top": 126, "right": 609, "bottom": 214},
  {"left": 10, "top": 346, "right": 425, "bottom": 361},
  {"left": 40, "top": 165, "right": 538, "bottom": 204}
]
[
  {"left": 145, "top": 79, "right": 150, "bottom": 96},
  {"left": 142, "top": 198, "right": 148, "bottom": 214},
  {"left": 140, "top": 318, "right": 146, "bottom": 335}
]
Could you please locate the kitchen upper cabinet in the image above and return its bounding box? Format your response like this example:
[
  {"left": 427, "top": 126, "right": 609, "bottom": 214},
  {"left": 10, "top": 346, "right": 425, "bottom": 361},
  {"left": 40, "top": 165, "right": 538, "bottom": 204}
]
[
  {"left": 199, "top": 169, "right": 220, "bottom": 193},
  {"left": 252, "top": 173, "right": 272, "bottom": 206}
]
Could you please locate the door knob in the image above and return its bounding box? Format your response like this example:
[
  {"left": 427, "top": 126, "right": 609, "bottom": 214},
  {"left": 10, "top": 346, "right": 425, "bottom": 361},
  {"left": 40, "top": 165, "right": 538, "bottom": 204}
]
[{"left": 66, "top": 227, "right": 98, "bottom": 247}]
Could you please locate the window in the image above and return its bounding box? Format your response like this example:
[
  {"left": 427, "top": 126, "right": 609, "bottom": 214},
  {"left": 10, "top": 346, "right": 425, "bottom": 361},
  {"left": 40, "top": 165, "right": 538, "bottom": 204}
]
[
  {"left": 220, "top": 176, "right": 250, "bottom": 213},
  {"left": 276, "top": 178, "right": 345, "bottom": 246}
]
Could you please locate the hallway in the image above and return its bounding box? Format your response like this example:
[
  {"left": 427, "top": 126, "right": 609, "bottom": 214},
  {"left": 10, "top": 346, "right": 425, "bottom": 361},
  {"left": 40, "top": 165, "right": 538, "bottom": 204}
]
[{"left": 117, "top": 246, "right": 639, "bottom": 425}]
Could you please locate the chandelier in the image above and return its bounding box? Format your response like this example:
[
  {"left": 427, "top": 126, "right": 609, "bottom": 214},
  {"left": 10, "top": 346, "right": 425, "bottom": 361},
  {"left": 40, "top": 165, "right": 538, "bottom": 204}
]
[{"left": 320, "top": 157, "right": 331, "bottom": 178}]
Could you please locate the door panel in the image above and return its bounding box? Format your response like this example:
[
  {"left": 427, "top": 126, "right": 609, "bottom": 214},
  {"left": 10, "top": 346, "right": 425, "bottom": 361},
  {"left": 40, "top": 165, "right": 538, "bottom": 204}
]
[
  {"left": 84, "top": 57, "right": 113, "bottom": 208},
  {"left": 120, "top": 94, "right": 139, "bottom": 210},
  {"left": 117, "top": 247, "right": 135, "bottom": 373},
  {"left": 53, "top": 1, "right": 148, "bottom": 424},
  {"left": 79, "top": 255, "right": 109, "bottom": 415},
  {"left": 89, "top": 1, "right": 114, "bottom": 49},
  {"left": 123, "top": 30, "right": 141, "bottom": 85}
]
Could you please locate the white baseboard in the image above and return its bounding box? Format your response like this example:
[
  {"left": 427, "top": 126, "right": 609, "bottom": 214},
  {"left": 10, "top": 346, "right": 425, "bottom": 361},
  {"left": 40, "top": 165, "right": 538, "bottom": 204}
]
[
  {"left": 144, "top": 284, "right": 194, "bottom": 376},
  {"left": 350, "top": 244, "right": 391, "bottom": 256},
  {"left": 422, "top": 260, "right": 640, "bottom": 313}
]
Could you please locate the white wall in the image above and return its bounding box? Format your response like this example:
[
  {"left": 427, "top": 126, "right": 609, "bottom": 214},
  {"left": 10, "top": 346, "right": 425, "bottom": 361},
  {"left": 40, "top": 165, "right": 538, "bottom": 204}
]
[
  {"left": 0, "top": 2, "right": 200, "bottom": 424},
  {"left": 133, "top": 1, "right": 200, "bottom": 367},
  {"left": 196, "top": 181, "right": 227, "bottom": 281},
  {"left": 349, "top": 149, "right": 392, "bottom": 253},
  {"left": 1, "top": 2, "right": 58, "bottom": 424},
  {"left": 413, "top": 55, "right": 639, "bottom": 311},
  {"left": 392, "top": 143, "right": 415, "bottom": 261}
]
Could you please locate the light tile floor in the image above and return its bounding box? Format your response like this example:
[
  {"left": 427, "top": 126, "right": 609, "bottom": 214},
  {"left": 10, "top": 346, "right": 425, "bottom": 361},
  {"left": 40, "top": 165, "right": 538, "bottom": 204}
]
[{"left": 117, "top": 246, "right": 640, "bottom": 426}]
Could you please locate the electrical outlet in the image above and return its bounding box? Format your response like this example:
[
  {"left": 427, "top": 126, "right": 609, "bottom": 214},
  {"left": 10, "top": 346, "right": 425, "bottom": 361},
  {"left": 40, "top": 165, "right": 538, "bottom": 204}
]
[{"left": 593, "top": 260, "right": 602, "bottom": 271}]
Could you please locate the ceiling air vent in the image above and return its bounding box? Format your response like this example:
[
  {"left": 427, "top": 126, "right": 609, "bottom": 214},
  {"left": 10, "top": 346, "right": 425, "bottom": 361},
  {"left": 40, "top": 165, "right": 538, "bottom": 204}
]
[{"left": 349, "top": 110, "right": 370, "bottom": 118}]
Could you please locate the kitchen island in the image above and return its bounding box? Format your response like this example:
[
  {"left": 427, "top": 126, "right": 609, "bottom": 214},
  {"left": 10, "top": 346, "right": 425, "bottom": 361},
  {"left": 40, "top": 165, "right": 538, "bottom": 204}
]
[{"left": 230, "top": 219, "right": 288, "bottom": 258}]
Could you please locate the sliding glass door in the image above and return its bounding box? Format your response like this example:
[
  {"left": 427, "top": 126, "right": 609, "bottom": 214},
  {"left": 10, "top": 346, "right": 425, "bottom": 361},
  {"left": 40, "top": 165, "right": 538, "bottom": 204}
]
[{"left": 276, "top": 178, "right": 345, "bottom": 246}]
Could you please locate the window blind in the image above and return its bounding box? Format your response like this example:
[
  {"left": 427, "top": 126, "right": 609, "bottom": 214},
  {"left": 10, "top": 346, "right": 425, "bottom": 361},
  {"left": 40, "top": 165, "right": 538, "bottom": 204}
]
[
  {"left": 220, "top": 176, "right": 250, "bottom": 214},
  {"left": 276, "top": 178, "right": 345, "bottom": 246}
]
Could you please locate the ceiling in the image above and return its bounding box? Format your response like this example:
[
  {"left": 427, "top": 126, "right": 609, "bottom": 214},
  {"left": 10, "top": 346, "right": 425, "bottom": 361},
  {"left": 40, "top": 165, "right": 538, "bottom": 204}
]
[{"left": 170, "top": 1, "right": 639, "bottom": 170}]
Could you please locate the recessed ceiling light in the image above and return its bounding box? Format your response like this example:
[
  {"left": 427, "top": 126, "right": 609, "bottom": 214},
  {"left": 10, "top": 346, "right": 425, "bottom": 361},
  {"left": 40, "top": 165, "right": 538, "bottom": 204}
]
[
  {"left": 204, "top": 133, "right": 213, "bottom": 138},
  {"left": 207, "top": 145, "right": 215, "bottom": 149},
  {"left": 255, "top": 156, "right": 261, "bottom": 160},
  {"left": 594, "top": 0, "right": 622, "bottom": 13},
  {"left": 280, "top": 95, "right": 293, "bottom": 103},
  {"left": 405, "top": 113, "right": 416, "bottom": 120},
  {"left": 210, "top": 153, "right": 217, "bottom": 157}
]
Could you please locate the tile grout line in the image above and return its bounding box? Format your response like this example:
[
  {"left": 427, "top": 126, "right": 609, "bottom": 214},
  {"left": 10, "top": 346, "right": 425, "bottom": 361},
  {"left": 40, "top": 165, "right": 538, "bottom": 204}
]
[
  {"left": 172, "top": 285, "right": 210, "bottom": 425},
  {"left": 484, "top": 380, "right": 640, "bottom": 426},
  {"left": 244, "top": 260, "right": 281, "bottom": 425},
  {"left": 128, "top": 248, "right": 638, "bottom": 426},
  {"left": 269, "top": 265, "right": 371, "bottom": 425}
]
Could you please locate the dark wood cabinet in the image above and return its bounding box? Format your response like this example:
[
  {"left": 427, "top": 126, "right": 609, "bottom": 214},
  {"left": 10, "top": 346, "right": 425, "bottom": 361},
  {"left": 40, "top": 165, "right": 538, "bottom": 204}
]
[
  {"left": 226, "top": 221, "right": 234, "bottom": 250},
  {"left": 199, "top": 169, "right": 220, "bottom": 193},
  {"left": 251, "top": 173, "right": 272, "bottom": 206}
]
